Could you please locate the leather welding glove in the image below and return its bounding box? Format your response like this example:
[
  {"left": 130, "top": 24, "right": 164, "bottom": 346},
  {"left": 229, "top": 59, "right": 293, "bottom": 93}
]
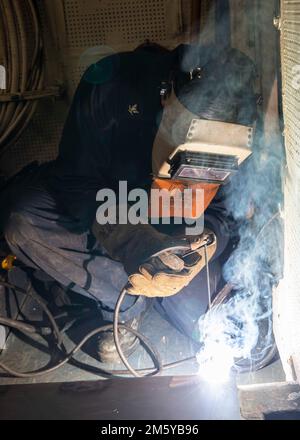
[
  {"left": 93, "top": 221, "right": 216, "bottom": 298},
  {"left": 127, "top": 229, "right": 216, "bottom": 297}
]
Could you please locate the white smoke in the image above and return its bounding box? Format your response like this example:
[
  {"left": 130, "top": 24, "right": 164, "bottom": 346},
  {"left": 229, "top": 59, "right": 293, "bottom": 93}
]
[{"left": 197, "top": 123, "right": 284, "bottom": 378}]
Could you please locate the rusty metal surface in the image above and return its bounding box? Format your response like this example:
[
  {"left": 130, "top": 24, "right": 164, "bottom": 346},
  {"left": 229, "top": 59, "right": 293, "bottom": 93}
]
[
  {"left": 0, "top": 374, "right": 241, "bottom": 420},
  {"left": 239, "top": 381, "right": 300, "bottom": 420}
]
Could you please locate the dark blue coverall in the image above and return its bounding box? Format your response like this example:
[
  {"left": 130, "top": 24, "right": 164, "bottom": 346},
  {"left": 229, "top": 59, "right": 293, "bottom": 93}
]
[{"left": 0, "top": 45, "right": 231, "bottom": 338}]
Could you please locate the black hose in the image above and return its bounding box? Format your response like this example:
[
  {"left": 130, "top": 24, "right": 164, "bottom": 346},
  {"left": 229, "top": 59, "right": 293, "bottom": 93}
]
[
  {"left": 113, "top": 288, "right": 143, "bottom": 377},
  {"left": 0, "top": 321, "right": 165, "bottom": 379},
  {"left": 0, "top": 280, "right": 62, "bottom": 346},
  {"left": 0, "top": 317, "right": 37, "bottom": 334},
  {"left": 0, "top": 280, "right": 176, "bottom": 378}
]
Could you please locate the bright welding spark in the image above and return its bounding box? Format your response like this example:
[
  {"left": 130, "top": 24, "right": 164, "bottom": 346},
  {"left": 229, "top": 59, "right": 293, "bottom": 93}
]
[
  {"left": 196, "top": 294, "right": 260, "bottom": 383},
  {"left": 197, "top": 341, "right": 234, "bottom": 384},
  {"left": 196, "top": 317, "right": 235, "bottom": 384}
]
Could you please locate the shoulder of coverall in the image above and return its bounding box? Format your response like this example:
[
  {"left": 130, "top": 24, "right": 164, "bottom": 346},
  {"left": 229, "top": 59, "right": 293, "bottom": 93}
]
[
  {"left": 78, "top": 43, "right": 244, "bottom": 92},
  {"left": 80, "top": 45, "right": 175, "bottom": 88}
]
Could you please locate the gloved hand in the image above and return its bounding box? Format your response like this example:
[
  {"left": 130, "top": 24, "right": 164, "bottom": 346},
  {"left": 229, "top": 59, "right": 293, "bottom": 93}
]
[
  {"left": 127, "top": 229, "right": 216, "bottom": 297},
  {"left": 93, "top": 220, "right": 216, "bottom": 298}
]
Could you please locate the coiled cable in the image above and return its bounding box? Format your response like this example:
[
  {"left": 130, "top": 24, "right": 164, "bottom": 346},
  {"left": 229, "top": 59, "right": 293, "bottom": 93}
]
[
  {"left": 0, "top": 280, "right": 190, "bottom": 378},
  {"left": 0, "top": 0, "right": 44, "bottom": 156}
]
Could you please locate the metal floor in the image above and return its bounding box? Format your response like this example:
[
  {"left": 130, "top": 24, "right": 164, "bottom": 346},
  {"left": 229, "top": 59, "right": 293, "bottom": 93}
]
[
  {"left": 0, "top": 283, "right": 200, "bottom": 385},
  {"left": 0, "top": 271, "right": 286, "bottom": 420}
]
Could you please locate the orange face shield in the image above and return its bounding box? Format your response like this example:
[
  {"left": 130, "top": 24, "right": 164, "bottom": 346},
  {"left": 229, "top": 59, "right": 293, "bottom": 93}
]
[
  {"left": 149, "top": 178, "right": 220, "bottom": 219},
  {"left": 150, "top": 89, "right": 253, "bottom": 220}
]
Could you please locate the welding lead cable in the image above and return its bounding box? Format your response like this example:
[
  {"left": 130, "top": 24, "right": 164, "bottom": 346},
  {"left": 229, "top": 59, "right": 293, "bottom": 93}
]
[
  {"left": 0, "top": 280, "right": 63, "bottom": 347},
  {"left": 113, "top": 288, "right": 142, "bottom": 377},
  {"left": 1, "top": 273, "right": 194, "bottom": 378},
  {"left": 0, "top": 321, "right": 163, "bottom": 378},
  {"left": 0, "top": 317, "right": 37, "bottom": 334},
  {"left": 112, "top": 287, "right": 162, "bottom": 378},
  {"left": 0, "top": 281, "right": 163, "bottom": 378}
]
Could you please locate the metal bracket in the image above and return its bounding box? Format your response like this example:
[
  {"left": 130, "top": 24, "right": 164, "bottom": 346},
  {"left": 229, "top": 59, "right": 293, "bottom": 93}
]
[
  {"left": 273, "top": 16, "right": 282, "bottom": 31},
  {"left": 0, "top": 85, "right": 64, "bottom": 103},
  {"left": 239, "top": 382, "right": 300, "bottom": 420}
]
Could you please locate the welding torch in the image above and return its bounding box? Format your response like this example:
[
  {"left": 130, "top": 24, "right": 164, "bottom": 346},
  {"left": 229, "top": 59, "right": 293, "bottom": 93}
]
[{"left": 147, "top": 231, "right": 215, "bottom": 307}]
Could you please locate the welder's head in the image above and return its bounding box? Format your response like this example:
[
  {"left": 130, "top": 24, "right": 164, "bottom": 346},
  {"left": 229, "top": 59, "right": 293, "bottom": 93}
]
[{"left": 151, "top": 46, "right": 258, "bottom": 218}]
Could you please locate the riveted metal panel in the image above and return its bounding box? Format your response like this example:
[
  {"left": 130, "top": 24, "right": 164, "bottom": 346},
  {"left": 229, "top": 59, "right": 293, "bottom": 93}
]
[
  {"left": 61, "top": 0, "right": 184, "bottom": 96},
  {"left": 281, "top": 0, "right": 300, "bottom": 165},
  {"left": 62, "top": 0, "right": 178, "bottom": 49},
  {"left": 275, "top": 0, "right": 300, "bottom": 381}
]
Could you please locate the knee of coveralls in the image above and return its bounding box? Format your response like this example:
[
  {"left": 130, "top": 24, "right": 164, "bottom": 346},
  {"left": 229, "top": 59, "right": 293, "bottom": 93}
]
[{"left": 1, "top": 185, "right": 148, "bottom": 322}]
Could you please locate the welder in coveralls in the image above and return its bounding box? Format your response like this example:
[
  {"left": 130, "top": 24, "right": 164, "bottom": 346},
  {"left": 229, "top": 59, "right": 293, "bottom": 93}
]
[{"left": 0, "top": 44, "right": 257, "bottom": 362}]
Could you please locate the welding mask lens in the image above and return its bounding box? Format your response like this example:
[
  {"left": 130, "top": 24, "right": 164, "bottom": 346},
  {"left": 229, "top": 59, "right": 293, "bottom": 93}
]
[
  {"left": 177, "top": 167, "right": 231, "bottom": 182},
  {"left": 169, "top": 151, "right": 239, "bottom": 184}
]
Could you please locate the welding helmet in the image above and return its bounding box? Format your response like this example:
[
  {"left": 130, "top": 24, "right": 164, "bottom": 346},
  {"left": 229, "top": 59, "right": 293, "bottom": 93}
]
[{"left": 151, "top": 46, "right": 257, "bottom": 219}]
